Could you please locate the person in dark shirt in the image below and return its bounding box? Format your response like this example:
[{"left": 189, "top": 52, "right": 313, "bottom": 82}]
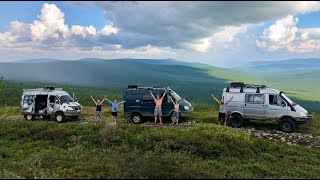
[{"left": 91, "top": 95, "right": 107, "bottom": 121}]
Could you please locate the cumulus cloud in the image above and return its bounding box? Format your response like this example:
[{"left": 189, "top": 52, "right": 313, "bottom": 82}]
[
  {"left": 89, "top": 1, "right": 320, "bottom": 49},
  {"left": 256, "top": 15, "right": 320, "bottom": 53},
  {"left": 2, "top": 1, "right": 320, "bottom": 61},
  {"left": 0, "top": 3, "right": 122, "bottom": 50}
]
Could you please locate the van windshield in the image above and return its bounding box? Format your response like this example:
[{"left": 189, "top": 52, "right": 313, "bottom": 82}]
[
  {"left": 59, "top": 95, "right": 74, "bottom": 103},
  {"left": 170, "top": 90, "right": 182, "bottom": 101},
  {"left": 281, "top": 94, "right": 297, "bottom": 106}
]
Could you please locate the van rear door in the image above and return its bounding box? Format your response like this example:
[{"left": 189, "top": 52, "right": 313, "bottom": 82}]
[
  {"left": 123, "top": 90, "right": 142, "bottom": 116},
  {"left": 243, "top": 93, "right": 267, "bottom": 120},
  {"left": 142, "top": 90, "right": 156, "bottom": 116}
]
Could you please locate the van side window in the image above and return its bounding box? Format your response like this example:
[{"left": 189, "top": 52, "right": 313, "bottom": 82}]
[
  {"left": 23, "top": 95, "right": 35, "bottom": 104},
  {"left": 246, "top": 94, "right": 264, "bottom": 104},
  {"left": 143, "top": 94, "right": 154, "bottom": 102},
  {"left": 269, "top": 95, "right": 286, "bottom": 106}
]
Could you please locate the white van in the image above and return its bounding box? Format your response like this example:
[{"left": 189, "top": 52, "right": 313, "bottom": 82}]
[
  {"left": 222, "top": 82, "right": 312, "bottom": 132},
  {"left": 21, "top": 86, "right": 82, "bottom": 122}
]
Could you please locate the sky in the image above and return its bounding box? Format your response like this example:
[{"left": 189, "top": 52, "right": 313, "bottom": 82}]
[{"left": 1, "top": 1, "right": 320, "bottom": 67}]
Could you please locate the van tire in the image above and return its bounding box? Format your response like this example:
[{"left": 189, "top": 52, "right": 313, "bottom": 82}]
[
  {"left": 24, "top": 115, "right": 35, "bottom": 121},
  {"left": 55, "top": 112, "right": 65, "bottom": 123},
  {"left": 229, "top": 114, "right": 244, "bottom": 128},
  {"left": 131, "top": 113, "right": 143, "bottom": 124},
  {"left": 280, "top": 117, "right": 296, "bottom": 133}
]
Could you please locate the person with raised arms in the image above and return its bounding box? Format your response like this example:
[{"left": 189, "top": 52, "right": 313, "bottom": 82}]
[
  {"left": 150, "top": 90, "right": 167, "bottom": 125},
  {"left": 211, "top": 94, "right": 234, "bottom": 126}
]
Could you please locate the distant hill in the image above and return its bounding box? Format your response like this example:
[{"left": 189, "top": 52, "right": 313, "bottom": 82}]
[
  {"left": 0, "top": 60, "right": 230, "bottom": 103},
  {"left": 245, "top": 58, "right": 320, "bottom": 70},
  {"left": 11, "top": 59, "right": 62, "bottom": 63}
]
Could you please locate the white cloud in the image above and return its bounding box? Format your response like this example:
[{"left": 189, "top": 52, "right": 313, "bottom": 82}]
[
  {"left": 213, "top": 25, "right": 249, "bottom": 43},
  {"left": 256, "top": 15, "right": 320, "bottom": 53},
  {"left": 31, "top": 3, "right": 69, "bottom": 41},
  {"left": 0, "top": 3, "right": 121, "bottom": 49},
  {"left": 185, "top": 38, "right": 212, "bottom": 52},
  {"left": 100, "top": 24, "right": 119, "bottom": 36}
]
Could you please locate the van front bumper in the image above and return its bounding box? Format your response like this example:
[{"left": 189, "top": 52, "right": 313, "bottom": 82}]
[
  {"left": 64, "top": 110, "right": 82, "bottom": 117},
  {"left": 295, "top": 115, "right": 313, "bottom": 124},
  {"left": 180, "top": 109, "right": 193, "bottom": 117}
]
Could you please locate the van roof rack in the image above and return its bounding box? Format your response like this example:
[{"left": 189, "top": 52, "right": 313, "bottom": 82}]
[
  {"left": 44, "top": 86, "right": 55, "bottom": 90},
  {"left": 228, "top": 82, "right": 266, "bottom": 88},
  {"left": 126, "top": 85, "right": 168, "bottom": 91},
  {"left": 227, "top": 82, "right": 266, "bottom": 92}
]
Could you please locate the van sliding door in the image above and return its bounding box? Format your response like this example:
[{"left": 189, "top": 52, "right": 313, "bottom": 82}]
[{"left": 243, "top": 94, "right": 267, "bottom": 120}]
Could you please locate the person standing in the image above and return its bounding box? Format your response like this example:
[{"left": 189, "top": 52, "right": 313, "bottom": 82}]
[
  {"left": 91, "top": 95, "right": 107, "bottom": 121},
  {"left": 150, "top": 90, "right": 167, "bottom": 125},
  {"left": 211, "top": 94, "right": 234, "bottom": 126},
  {"left": 105, "top": 97, "right": 125, "bottom": 124},
  {"left": 170, "top": 96, "right": 185, "bottom": 126}
]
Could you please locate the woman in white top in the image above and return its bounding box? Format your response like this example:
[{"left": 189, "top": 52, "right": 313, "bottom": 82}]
[{"left": 212, "top": 95, "right": 234, "bottom": 126}]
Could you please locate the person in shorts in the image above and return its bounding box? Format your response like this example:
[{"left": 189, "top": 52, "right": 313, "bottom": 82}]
[
  {"left": 150, "top": 90, "right": 167, "bottom": 124},
  {"left": 212, "top": 94, "right": 234, "bottom": 126},
  {"left": 105, "top": 97, "right": 125, "bottom": 124},
  {"left": 91, "top": 95, "right": 107, "bottom": 121},
  {"left": 170, "top": 96, "right": 185, "bottom": 126}
]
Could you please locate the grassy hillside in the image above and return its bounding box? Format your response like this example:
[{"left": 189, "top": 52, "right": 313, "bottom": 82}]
[{"left": 1, "top": 118, "right": 320, "bottom": 179}]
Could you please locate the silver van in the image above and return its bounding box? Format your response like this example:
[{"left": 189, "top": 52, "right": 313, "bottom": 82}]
[
  {"left": 222, "top": 82, "right": 312, "bottom": 132},
  {"left": 21, "top": 86, "right": 82, "bottom": 122}
]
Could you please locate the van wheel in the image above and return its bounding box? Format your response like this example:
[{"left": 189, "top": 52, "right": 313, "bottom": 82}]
[
  {"left": 55, "top": 112, "right": 65, "bottom": 123},
  {"left": 131, "top": 113, "right": 143, "bottom": 124},
  {"left": 229, "top": 114, "right": 244, "bottom": 128},
  {"left": 24, "top": 115, "right": 35, "bottom": 121},
  {"left": 280, "top": 118, "right": 296, "bottom": 133}
]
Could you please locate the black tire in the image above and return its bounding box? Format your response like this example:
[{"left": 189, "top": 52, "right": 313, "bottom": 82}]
[
  {"left": 55, "top": 112, "right": 65, "bottom": 123},
  {"left": 131, "top": 113, "right": 143, "bottom": 124},
  {"left": 229, "top": 114, "right": 244, "bottom": 128},
  {"left": 24, "top": 115, "right": 35, "bottom": 121},
  {"left": 279, "top": 117, "right": 296, "bottom": 133}
]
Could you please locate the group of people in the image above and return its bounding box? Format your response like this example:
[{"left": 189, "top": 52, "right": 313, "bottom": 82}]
[
  {"left": 91, "top": 95, "right": 125, "bottom": 123},
  {"left": 91, "top": 91, "right": 234, "bottom": 126}
]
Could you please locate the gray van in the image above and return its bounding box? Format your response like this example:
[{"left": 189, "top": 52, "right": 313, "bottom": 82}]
[
  {"left": 123, "top": 85, "right": 193, "bottom": 123},
  {"left": 222, "top": 82, "right": 312, "bottom": 132},
  {"left": 21, "top": 86, "right": 82, "bottom": 122}
]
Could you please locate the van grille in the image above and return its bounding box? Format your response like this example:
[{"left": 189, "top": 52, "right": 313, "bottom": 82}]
[{"left": 74, "top": 107, "right": 81, "bottom": 111}]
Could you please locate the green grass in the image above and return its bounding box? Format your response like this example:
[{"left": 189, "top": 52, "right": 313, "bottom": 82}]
[{"left": 1, "top": 120, "right": 320, "bottom": 179}]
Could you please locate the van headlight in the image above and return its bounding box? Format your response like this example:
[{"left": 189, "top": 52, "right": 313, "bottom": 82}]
[{"left": 184, "top": 106, "right": 189, "bottom": 110}]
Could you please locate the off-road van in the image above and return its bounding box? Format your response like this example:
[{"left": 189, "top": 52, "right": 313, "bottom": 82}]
[
  {"left": 123, "top": 85, "right": 193, "bottom": 123},
  {"left": 21, "top": 86, "right": 82, "bottom": 122},
  {"left": 222, "top": 82, "right": 313, "bottom": 132}
]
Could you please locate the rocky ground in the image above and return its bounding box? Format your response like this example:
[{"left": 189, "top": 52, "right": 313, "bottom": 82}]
[{"left": 3, "top": 115, "right": 320, "bottom": 150}]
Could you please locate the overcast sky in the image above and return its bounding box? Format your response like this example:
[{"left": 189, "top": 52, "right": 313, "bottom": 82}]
[{"left": 1, "top": 1, "right": 320, "bottom": 67}]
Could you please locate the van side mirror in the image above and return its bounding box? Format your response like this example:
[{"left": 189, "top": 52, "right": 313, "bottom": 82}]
[
  {"left": 76, "top": 98, "right": 79, "bottom": 102},
  {"left": 282, "top": 102, "right": 286, "bottom": 107}
]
